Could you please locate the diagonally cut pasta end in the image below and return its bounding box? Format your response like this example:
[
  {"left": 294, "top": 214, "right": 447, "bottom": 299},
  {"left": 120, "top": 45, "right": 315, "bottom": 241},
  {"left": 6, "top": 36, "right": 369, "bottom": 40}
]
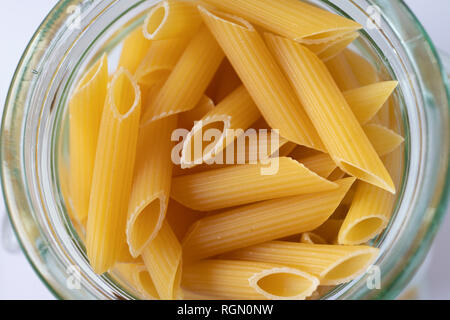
[
  {"left": 198, "top": 5, "right": 255, "bottom": 32},
  {"left": 319, "top": 247, "right": 380, "bottom": 285},
  {"left": 297, "top": 25, "right": 363, "bottom": 45},
  {"left": 338, "top": 215, "right": 390, "bottom": 245},
  {"left": 143, "top": 1, "right": 169, "bottom": 40},
  {"left": 180, "top": 116, "right": 230, "bottom": 168},
  {"left": 134, "top": 265, "right": 160, "bottom": 300},
  {"left": 249, "top": 267, "right": 319, "bottom": 300},
  {"left": 337, "top": 159, "right": 396, "bottom": 194},
  {"left": 73, "top": 53, "right": 108, "bottom": 94},
  {"left": 109, "top": 67, "right": 141, "bottom": 119},
  {"left": 126, "top": 194, "right": 167, "bottom": 257}
]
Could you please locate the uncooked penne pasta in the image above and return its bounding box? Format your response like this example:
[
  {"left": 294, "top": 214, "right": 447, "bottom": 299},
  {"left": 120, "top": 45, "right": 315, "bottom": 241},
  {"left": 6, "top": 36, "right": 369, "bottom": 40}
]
[
  {"left": 328, "top": 168, "right": 347, "bottom": 181},
  {"left": 338, "top": 147, "right": 403, "bottom": 245},
  {"left": 180, "top": 85, "right": 260, "bottom": 168},
  {"left": 343, "top": 49, "right": 379, "bottom": 86},
  {"left": 363, "top": 124, "right": 404, "bottom": 157},
  {"left": 165, "top": 200, "right": 205, "bottom": 241},
  {"left": 182, "top": 259, "right": 319, "bottom": 300},
  {"left": 172, "top": 157, "right": 338, "bottom": 211},
  {"left": 344, "top": 81, "right": 398, "bottom": 124},
  {"left": 182, "top": 178, "right": 355, "bottom": 261},
  {"left": 143, "top": 0, "right": 202, "bottom": 40},
  {"left": 300, "top": 232, "right": 328, "bottom": 245},
  {"left": 174, "top": 128, "right": 290, "bottom": 176},
  {"left": 86, "top": 68, "right": 141, "bottom": 274},
  {"left": 69, "top": 54, "right": 108, "bottom": 223},
  {"left": 277, "top": 142, "right": 298, "bottom": 157},
  {"left": 206, "top": 59, "right": 242, "bottom": 103},
  {"left": 68, "top": 0, "right": 405, "bottom": 299},
  {"left": 225, "top": 242, "right": 379, "bottom": 285},
  {"left": 265, "top": 34, "right": 395, "bottom": 193},
  {"left": 294, "top": 152, "right": 337, "bottom": 178},
  {"left": 142, "top": 222, "right": 183, "bottom": 300},
  {"left": 200, "top": 0, "right": 361, "bottom": 43},
  {"left": 114, "top": 262, "right": 159, "bottom": 300},
  {"left": 177, "top": 95, "right": 215, "bottom": 130},
  {"left": 118, "top": 26, "right": 152, "bottom": 74},
  {"left": 142, "top": 26, "right": 225, "bottom": 123},
  {"left": 135, "top": 38, "right": 189, "bottom": 89},
  {"left": 306, "top": 32, "right": 359, "bottom": 61},
  {"left": 199, "top": 7, "right": 325, "bottom": 151},
  {"left": 325, "top": 52, "right": 360, "bottom": 91},
  {"left": 311, "top": 219, "right": 344, "bottom": 244},
  {"left": 126, "top": 115, "right": 177, "bottom": 257}
]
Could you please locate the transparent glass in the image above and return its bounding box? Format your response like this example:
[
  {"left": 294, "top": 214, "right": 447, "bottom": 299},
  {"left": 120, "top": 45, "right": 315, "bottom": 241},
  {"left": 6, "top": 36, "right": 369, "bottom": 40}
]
[{"left": 1, "top": 0, "right": 449, "bottom": 299}]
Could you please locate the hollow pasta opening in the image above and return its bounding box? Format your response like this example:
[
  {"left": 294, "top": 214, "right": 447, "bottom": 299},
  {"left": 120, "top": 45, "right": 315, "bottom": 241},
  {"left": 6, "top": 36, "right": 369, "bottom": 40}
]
[
  {"left": 256, "top": 272, "right": 313, "bottom": 298},
  {"left": 130, "top": 200, "right": 162, "bottom": 254},
  {"left": 323, "top": 252, "right": 375, "bottom": 283},
  {"left": 146, "top": 5, "right": 166, "bottom": 36},
  {"left": 342, "top": 217, "right": 385, "bottom": 244},
  {"left": 184, "top": 121, "right": 225, "bottom": 164},
  {"left": 111, "top": 72, "right": 137, "bottom": 115}
]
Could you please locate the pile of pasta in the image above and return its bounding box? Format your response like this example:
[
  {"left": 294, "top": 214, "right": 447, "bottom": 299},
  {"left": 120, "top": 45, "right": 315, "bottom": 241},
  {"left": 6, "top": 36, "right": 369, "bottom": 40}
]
[{"left": 65, "top": 0, "right": 404, "bottom": 300}]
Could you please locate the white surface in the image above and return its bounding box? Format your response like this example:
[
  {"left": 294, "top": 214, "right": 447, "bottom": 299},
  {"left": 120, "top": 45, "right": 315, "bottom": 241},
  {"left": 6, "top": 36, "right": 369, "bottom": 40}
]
[{"left": 0, "top": 0, "right": 449, "bottom": 300}]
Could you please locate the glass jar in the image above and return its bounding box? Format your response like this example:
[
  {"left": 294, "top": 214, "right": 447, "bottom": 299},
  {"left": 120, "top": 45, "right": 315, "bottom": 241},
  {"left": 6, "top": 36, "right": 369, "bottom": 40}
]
[{"left": 1, "top": 0, "right": 449, "bottom": 299}]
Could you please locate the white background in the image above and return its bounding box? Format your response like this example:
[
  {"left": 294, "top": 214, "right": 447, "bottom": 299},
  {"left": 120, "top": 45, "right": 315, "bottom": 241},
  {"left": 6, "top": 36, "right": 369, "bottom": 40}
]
[{"left": 0, "top": 0, "right": 449, "bottom": 300}]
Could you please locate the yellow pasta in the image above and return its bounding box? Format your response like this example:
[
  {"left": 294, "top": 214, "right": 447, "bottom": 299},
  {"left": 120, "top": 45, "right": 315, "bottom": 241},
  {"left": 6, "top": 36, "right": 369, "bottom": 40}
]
[
  {"left": 206, "top": 59, "right": 242, "bottom": 103},
  {"left": 200, "top": 0, "right": 361, "bottom": 43},
  {"left": 173, "top": 128, "right": 291, "bottom": 176},
  {"left": 135, "top": 38, "right": 189, "bottom": 89},
  {"left": 182, "top": 177, "right": 355, "bottom": 261},
  {"left": 180, "top": 85, "right": 260, "bottom": 167},
  {"left": 118, "top": 26, "right": 152, "bottom": 74},
  {"left": 328, "top": 168, "right": 347, "bottom": 181},
  {"left": 142, "top": 221, "right": 183, "bottom": 300},
  {"left": 178, "top": 95, "right": 215, "bottom": 130},
  {"left": 143, "top": 0, "right": 202, "bottom": 40},
  {"left": 86, "top": 68, "right": 141, "bottom": 274},
  {"left": 69, "top": 54, "right": 108, "bottom": 223},
  {"left": 344, "top": 81, "right": 398, "bottom": 124},
  {"left": 142, "top": 26, "right": 225, "bottom": 123},
  {"left": 325, "top": 53, "right": 360, "bottom": 91},
  {"left": 199, "top": 7, "right": 325, "bottom": 151},
  {"left": 66, "top": 0, "right": 406, "bottom": 299},
  {"left": 165, "top": 200, "right": 205, "bottom": 241},
  {"left": 265, "top": 33, "right": 395, "bottom": 193},
  {"left": 338, "top": 147, "right": 404, "bottom": 245},
  {"left": 172, "top": 157, "right": 338, "bottom": 211},
  {"left": 277, "top": 142, "right": 298, "bottom": 157},
  {"left": 304, "top": 219, "right": 344, "bottom": 244},
  {"left": 363, "top": 124, "right": 404, "bottom": 157},
  {"left": 182, "top": 259, "right": 319, "bottom": 300},
  {"left": 343, "top": 49, "right": 379, "bottom": 86},
  {"left": 294, "top": 152, "right": 337, "bottom": 178},
  {"left": 114, "top": 262, "right": 159, "bottom": 300},
  {"left": 225, "top": 242, "right": 379, "bottom": 285},
  {"left": 300, "top": 232, "right": 328, "bottom": 245},
  {"left": 126, "top": 115, "right": 177, "bottom": 257},
  {"left": 306, "top": 32, "right": 359, "bottom": 61}
]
